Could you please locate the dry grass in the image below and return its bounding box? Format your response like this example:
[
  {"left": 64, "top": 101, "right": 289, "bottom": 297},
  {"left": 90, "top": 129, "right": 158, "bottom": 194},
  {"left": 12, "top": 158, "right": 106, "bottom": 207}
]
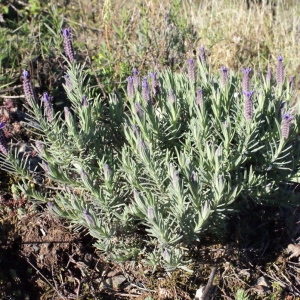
[
  {"left": 185, "top": 0, "right": 300, "bottom": 74},
  {"left": 61, "top": 0, "right": 300, "bottom": 83}
]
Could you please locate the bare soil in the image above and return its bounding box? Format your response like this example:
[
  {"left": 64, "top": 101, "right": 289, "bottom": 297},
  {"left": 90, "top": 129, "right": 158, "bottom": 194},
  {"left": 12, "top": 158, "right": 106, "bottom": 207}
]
[{"left": 1, "top": 197, "right": 300, "bottom": 299}]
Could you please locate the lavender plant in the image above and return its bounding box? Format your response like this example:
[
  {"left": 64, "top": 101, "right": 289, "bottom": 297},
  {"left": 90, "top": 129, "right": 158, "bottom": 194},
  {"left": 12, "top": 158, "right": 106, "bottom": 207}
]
[{"left": 1, "top": 46, "right": 300, "bottom": 272}]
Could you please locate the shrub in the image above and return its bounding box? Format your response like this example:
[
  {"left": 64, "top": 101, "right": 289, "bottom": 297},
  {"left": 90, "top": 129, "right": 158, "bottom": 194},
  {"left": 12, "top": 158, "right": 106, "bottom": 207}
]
[{"left": 1, "top": 33, "right": 300, "bottom": 272}]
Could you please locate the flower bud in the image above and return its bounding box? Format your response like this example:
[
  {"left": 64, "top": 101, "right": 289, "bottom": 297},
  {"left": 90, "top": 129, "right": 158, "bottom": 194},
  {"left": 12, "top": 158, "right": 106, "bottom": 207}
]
[
  {"left": 35, "top": 141, "right": 44, "bottom": 154},
  {"left": 142, "top": 77, "right": 151, "bottom": 105},
  {"left": 103, "top": 163, "right": 112, "bottom": 181},
  {"left": 132, "top": 68, "right": 139, "bottom": 90},
  {"left": 83, "top": 209, "right": 95, "bottom": 227},
  {"left": 150, "top": 71, "right": 160, "bottom": 97},
  {"left": 169, "top": 89, "right": 175, "bottom": 104},
  {"left": 81, "top": 95, "right": 88, "bottom": 106},
  {"left": 173, "top": 170, "right": 180, "bottom": 186},
  {"left": 289, "top": 75, "right": 295, "bottom": 91},
  {"left": 163, "top": 249, "right": 170, "bottom": 261},
  {"left": 41, "top": 92, "right": 53, "bottom": 122},
  {"left": 147, "top": 206, "right": 155, "bottom": 219},
  {"left": 199, "top": 46, "right": 207, "bottom": 65},
  {"left": 221, "top": 66, "right": 228, "bottom": 87},
  {"left": 196, "top": 89, "right": 203, "bottom": 107},
  {"left": 134, "top": 102, "right": 143, "bottom": 118},
  {"left": 266, "top": 67, "right": 272, "bottom": 83},
  {"left": 64, "top": 74, "right": 72, "bottom": 91}
]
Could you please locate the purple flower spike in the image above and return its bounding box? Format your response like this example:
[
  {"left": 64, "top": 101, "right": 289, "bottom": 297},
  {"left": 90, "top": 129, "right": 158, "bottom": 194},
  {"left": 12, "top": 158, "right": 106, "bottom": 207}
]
[
  {"left": 142, "top": 77, "right": 151, "bottom": 105},
  {"left": 150, "top": 71, "right": 160, "bottom": 97},
  {"left": 266, "top": 67, "right": 272, "bottom": 83},
  {"left": 132, "top": 125, "right": 140, "bottom": 137},
  {"left": 0, "top": 122, "right": 8, "bottom": 156},
  {"left": 241, "top": 68, "right": 252, "bottom": 92},
  {"left": 134, "top": 102, "right": 143, "bottom": 118},
  {"left": 41, "top": 92, "right": 53, "bottom": 122},
  {"left": 173, "top": 170, "right": 180, "bottom": 186},
  {"left": 289, "top": 75, "right": 295, "bottom": 91},
  {"left": 169, "top": 89, "right": 175, "bottom": 104},
  {"left": 133, "top": 190, "right": 141, "bottom": 201},
  {"left": 279, "top": 101, "right": 286, "bottom": 117},
  {"left": 187, "top": 59, "right": 195, "bottom": 83},
  {"left": 83, "top": 209, "right": 95, "bottom": 227},
  {"left": 103, "top": 163, "right": 112, "bottom": 180},
  {"left": 132, "top": 68, "right": 139, "bottom": 90},
  {"left": 163, "top": 249, "right": 170, "bottom": 261},
  {"left": 147, "top": 207, "right": 155, "bottom": 219},
  {"left": 216, "top": 145, "right": 222, "bottom": 156},
  {"left": 64, "top": 107, "right": 71, "bottom": 123},
  {"left": 81, "top": 95, "right": 88, "bottom": 106},
  {"left": 243, "top": 90, "right": 255, "bottom": 120},
  {"left": 276, "top": 55, "right": 284, "bottom": 86},
  {"left": 218, "top": 174, "right": 223, "bottom": 188},
  {"left": 221, "top": 66, "right": 228, "bottom": 87},
  {"left": 281, "top": 112, "right": 293, "bottom": 139},
  {"left": 35, "top": 141, "right": 44, "bottom": 154},
  {"left": 199, "top": 46, "right": 207, "bottom": 65},
  {"left": 191, "top": 171, "right": 197, "bottom": 186},
  {"left": 244, "top": 99, "right": 253, "bottom": 120},
  {"left": 127, "top": 76, "right": 134, "bottom": 99},
  {"left": 80, "top": 168, "right": 90, "bottom": 182},
  {"left": 64, "top": 74, "right": 72, "bottom": 91},
  {"left": 62, "top": 28, "right": 75, "bottom": 63},
  {"left": 42, "top": 160, "right": 50, "bottom": 173},
  {"left": 47, "top": 202, "right": 55, "bottom": 213},
  {"left": 47, "top": 202, "right": 54, "bottom": 208},
  {"left": 138, "top": 139, "right": 148, "bottom": 155},
  {"left": 22, "top": 70, "right": 38, "bottom": 105},
  {"left": 196, "top": 89, "right": 203, "bottom": 107}
]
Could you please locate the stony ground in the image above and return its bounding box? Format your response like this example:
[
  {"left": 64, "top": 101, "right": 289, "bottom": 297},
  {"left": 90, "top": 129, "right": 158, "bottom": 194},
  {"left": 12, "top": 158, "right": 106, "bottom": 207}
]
[{"left": 1, "top": 195, "right": 300, "bottom": 299}]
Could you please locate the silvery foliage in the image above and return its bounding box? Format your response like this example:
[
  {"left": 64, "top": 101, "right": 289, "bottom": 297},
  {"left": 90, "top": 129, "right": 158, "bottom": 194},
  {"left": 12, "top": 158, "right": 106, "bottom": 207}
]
[{"left": 1, "top": 54, "right": 300, "bottom": 273}]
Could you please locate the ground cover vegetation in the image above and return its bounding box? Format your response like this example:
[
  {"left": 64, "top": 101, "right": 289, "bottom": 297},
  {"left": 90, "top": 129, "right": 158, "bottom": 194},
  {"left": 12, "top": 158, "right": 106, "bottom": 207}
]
[{"left": 0, "top": 0, "right": 300, "bottom": 299}]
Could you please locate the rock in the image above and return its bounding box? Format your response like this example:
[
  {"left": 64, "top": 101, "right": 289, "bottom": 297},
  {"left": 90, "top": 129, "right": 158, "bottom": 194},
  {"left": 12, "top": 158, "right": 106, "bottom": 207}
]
[
  {"left": 32, "top": 244, "right": 40, "bottom": 252},
  {"left": 83, "top": 253, "right": 92, "bottom": 266},
  {"left": 250, "top": 284, "right": 270, "bottom": 295},
  {"left": 287, "top": 243, "right": 300, "bottom": 260},
  {"left": 194, "top": 286, "right": 205, "bottom": 300},
  {"left": 257, "top": 276, "right": 271, "bottom": 287},
  {"left": 239, "top": 269, "right": 251, "bottom": 279},
  {"left": 158, "top": 287, "right": 173, "bottom": 299},
  {"left": 100, "top": 275, "right": 127, "bottom": 291}
]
